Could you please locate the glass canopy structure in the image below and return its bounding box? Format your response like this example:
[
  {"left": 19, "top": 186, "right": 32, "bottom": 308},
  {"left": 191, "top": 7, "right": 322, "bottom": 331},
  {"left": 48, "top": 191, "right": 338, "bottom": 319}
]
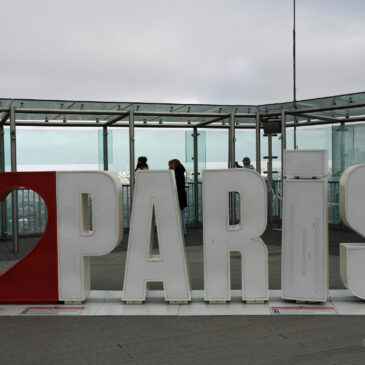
[{"left": 1, "top": 92, "right": 365, "bottom": 250}]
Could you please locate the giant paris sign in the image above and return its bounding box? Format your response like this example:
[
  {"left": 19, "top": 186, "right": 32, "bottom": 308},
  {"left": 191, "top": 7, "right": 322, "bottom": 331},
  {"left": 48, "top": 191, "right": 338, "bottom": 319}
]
[{"left": 0, "top": 150, "right": 364, "bottom": 304}]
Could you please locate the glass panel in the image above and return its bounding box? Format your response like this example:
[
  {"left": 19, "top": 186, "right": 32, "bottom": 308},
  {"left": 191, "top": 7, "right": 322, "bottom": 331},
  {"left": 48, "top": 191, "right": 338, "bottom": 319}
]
[
  {"left": 0, "top": 189, "right": 47, "bottom": 273},
  {"left": 205, "top": 129, "right": 228, "bottom": 169},
  {"left": 4, "top": 127, "right": 11, "bottom": 172},
  {"left": 260, "top": 130, "right": 283, "bottom": 176},
  {"left": 296, "top": 126, "right": 332, "bottom": 165},
  {"left": 235, "top": 130, "right": 256, "bottom": 169},
  {"left": 330, "top": 123, "right": 365, "bottom": 224},
  {"left": 185, "top": 130, "right": 206, "bottom": 175},
  {"left": 4, "top": 188, "right": 47, "bottom": 237},
  {"left": 109, "top": 128, "right": 129, "bottom": 176},
  {"left": 354, "top": 123, "right": 365, "bottom": 164},
  {"left": 332, "top": 124, "right": 354, "bottom": 177},
  {"left": 328, "top": 181, "right": 340, "bottom": 224},
  {"left": 16, "top": 127, "right": 99, "bottom": 170},
  {"left": 185, "top": 181, "right": 202, "bottom": 225},
  {"left": 135, "top": 129, "right": 186, "bottom": 170},
  {"left": 97, "top": 128, "right": 113, "bottom": 170},
  {"left": 332, "top": 123, "right": 365, "bottom": 177}
]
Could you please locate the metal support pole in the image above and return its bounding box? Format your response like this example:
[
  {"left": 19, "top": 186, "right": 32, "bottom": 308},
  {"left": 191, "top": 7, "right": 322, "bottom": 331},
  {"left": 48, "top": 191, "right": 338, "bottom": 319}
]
[
  {"left": 228, "top": 112, "right": 235, "bottom": 168},
  {"left": 129, "top": 110, "right": 135, "bottom": 209},
  {"left": 0, "top": 125, "right": 6, "bottom": 238},
  {"left": 293, "top": 122, "right": 297, "bottom": 149},
  {"left": 10, "top": 106, "right": 18, "bottom": 252},
  {"left": 228, "top": 113, "right": 236, "bottom": 224},
  {"left": 293, "top": 0, "right": 296, "bottom": 104},
  {"left": 103, "top": 126, "right": 108, "bottom": 171},
  {"left": 268, "top": 134, "right": 273, "bottom": 225},
  {"left": 281, "top": 110, "right": 287, "bottom": 177},
  {"left": 293, "top": 0, "right": 297, "bottom": 149},
  {"left": 193, "top": 127, "right": 199, "bottom": 225},
  {"left": 280, "top": 110, "right": 287, "bottom": 225},
  {"left": 256, "top": 112, "right": 261, "bottom": 173},
  {"left": 340, "top": 121, "right": 345, "bottom": 173},
  {"left": 0, "top": 126, "right": 4, "bottom": 172}
]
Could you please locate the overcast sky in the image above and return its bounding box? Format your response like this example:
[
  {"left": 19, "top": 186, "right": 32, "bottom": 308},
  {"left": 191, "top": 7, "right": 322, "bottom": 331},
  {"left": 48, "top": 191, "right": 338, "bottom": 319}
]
[{"left": 1, "top": 0, "right": 364, "bottom": 105}]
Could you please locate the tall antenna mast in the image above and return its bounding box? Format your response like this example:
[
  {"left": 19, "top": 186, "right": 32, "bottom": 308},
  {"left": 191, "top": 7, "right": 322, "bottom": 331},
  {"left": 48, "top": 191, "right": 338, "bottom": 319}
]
[{"left": 293, "top": 0, "right": 297, "bottom": 149}]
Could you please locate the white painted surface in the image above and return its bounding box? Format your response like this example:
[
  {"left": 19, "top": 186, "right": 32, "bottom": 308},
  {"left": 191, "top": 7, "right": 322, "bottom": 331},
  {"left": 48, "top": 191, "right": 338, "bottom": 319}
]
[
  {"left": 122, "top": 171, "right": 191, "bottom": 303},
  {"left": 340, "top": 243, "right": 365, "bottom": 299},
  {"left": 284, "top": 150, "right": 328, "bottom": 177},
  {"left": 96, "top": 302, "right": 181, "bottom": 316},
  {"left": 57, "top": 171, "right": 123, "bottom": 301},
  {"left": 0, "top": 290, "right": 364, "bottom": 316},
  {"left": 178, "top": 301, "right": 270, "bottom": 315},
  {"left": 203, "top": 169, "right": 268, "bottom": 302},
  {"left": 339, "top": 165, "right": 365, "bottom": 299},
  {"left": 269, "top": 301, "right": 336, "bottom": 315},
  {"left": 340, "top": 165, "right": 365, "bottom": 233},
  {"left": 282, "top": 179, "right": 328, "bottom": 302}
]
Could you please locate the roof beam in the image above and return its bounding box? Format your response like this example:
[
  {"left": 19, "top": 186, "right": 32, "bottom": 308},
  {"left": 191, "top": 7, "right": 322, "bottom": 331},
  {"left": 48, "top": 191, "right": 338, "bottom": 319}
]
[
  {"left": 0, "top": 111, "right": 10, "bottom": 126},
  {"left": 287, "top": 115, "right": 365, "bottom": 127},
  {"left": 134, "top": 111, "right": 229, "bottom": 118},
  {"left": 4, "top": 108, "right": 131, "bottom": 116},
  {"left": 298, "top": 113, "right": 341, "bottom": 123},
  {"left": 196, "top": 114, "right": 229, "bottom": 127},
  {"left": 287, "top": 101, "right": 365, "bottom": 115},
  {"left": 103, "top": 113, "right": 129, "bottom": 126}
]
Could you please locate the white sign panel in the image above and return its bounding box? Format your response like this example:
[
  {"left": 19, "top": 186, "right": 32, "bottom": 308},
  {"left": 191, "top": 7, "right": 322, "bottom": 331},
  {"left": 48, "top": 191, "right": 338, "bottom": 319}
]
[
  {"left": 203, "top": 169, "right": 268, "bottom": 303},
  {"left": 57, "top": 171, "right": 123, "bottom": 302},
  {"left": 122, "top": 171, "right": 191, "bottom": 303},
  {"left": 284, "top": 150, "right": 328, "bottom": 177},
  {"left": 340, "top": 165, "right": 365, "bottom": 299},
  {"left": 282, "top": 179, "right": 328, "bottom": 301}
]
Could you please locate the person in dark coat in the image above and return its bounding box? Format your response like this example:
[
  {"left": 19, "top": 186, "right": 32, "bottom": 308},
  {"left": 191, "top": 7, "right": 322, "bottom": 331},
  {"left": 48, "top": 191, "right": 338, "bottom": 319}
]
[{"left": 168, "top": 159, "right": 187, "bottom": 234}]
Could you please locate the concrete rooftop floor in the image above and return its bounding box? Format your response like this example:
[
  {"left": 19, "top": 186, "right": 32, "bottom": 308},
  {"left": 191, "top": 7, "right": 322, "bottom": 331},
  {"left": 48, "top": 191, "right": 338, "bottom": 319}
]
[{"left": 1, "top": 227, "right": 365, "bottom": 364}]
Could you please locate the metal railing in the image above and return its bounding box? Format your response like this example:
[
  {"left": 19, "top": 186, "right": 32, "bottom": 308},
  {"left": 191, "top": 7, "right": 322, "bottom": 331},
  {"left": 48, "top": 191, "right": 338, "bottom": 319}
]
[
  {"left": 269, "top": 180, "right": 341, "bottom": 224},
  {"left": 0, "top": 188, "right": 47, "bottom": 237}
]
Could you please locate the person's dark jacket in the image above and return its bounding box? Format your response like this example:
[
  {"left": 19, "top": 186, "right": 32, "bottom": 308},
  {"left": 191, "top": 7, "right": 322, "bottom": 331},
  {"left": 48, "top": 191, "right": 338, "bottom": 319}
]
[{"left": 174, "top": 164, "right": 187, "bottom": 209}]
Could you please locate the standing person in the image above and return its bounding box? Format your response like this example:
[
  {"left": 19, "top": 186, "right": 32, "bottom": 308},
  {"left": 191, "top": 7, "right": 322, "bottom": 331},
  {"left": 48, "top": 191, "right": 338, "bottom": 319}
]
[
  {"left": 135, "top": 156, "right": 149, "bottom": 171},
  {"left": 168, "top": 159, "right": 187, "bottom": 235},
  {"left": 242, "top": 157, "right": 255, "bottom": 170}
]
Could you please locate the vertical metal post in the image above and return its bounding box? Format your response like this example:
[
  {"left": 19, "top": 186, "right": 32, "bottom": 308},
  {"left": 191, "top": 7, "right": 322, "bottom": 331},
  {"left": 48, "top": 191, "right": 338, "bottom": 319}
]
[
  {"left": 281, "top": 110, "right": 287, "bottom": 178},
  {"left": 129, "top": 110, "right": 135, "bottom": 210},
  {"left": 10, "top": 106, "right": 18, "bottom": 253},
  {"left": 103, "top": 126, "right": 108, "bottom": 171},
  {"left": 293, "top": 0, "right": 296, "bottom": 105},
  {"left": 280, "top": 110, "right": 287, "bottom": 224},
  {"left": 38, "top": 193, "right": 42, "bottom": 233},
  {"left": 32, "top": 190, "right": 36, "bottom": 234},
  {"left": 293, "top": 121, "right": 297, "bottom": 150},
  {"left": 268, "top": 134, "right": 273, "bottom": 225},
  {"left": 340, "top": 121, "right": 345, "bottom": 173},
  {"left": 228, "top": 112, "right": 235, "bottom": 168},
  {"left": 293, "top": 0, "right": 297, "bottom": 149},
  {"left": 256, "top": 112, "right": 261, "bottom": 173},
  {"left": 10, "top": 107, "right": 17, "bottom": 171},
  {"left": 0, "top": 125, "right": 6, "bottom": 238},
  {"left": 193, "top": 127, "right": 199, "bottom": 225},
  {"left": 0, "top": 125, "right": 4, "bottom": 173},
  {"left": 228, "top": 113, "right": 236, "bottom": 224}
]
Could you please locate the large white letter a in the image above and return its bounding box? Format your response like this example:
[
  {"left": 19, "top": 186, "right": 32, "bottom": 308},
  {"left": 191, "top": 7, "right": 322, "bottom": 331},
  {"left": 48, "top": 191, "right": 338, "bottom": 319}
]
[{"left": 122, "top": 170, "right": 191, "bottom": 303}]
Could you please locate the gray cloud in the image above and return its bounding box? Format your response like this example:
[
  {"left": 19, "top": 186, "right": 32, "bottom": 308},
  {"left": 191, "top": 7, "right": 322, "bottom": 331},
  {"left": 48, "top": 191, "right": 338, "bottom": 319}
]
[{"left": 1, "top": 0, "right": 364, "bottom": 104}]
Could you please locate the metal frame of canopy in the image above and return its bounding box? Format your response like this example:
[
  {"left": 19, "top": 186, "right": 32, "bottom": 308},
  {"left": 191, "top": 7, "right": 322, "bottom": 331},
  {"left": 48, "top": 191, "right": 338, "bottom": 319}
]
[{"left": 1, "top": 94, "right": 365, "bottom": 252}]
